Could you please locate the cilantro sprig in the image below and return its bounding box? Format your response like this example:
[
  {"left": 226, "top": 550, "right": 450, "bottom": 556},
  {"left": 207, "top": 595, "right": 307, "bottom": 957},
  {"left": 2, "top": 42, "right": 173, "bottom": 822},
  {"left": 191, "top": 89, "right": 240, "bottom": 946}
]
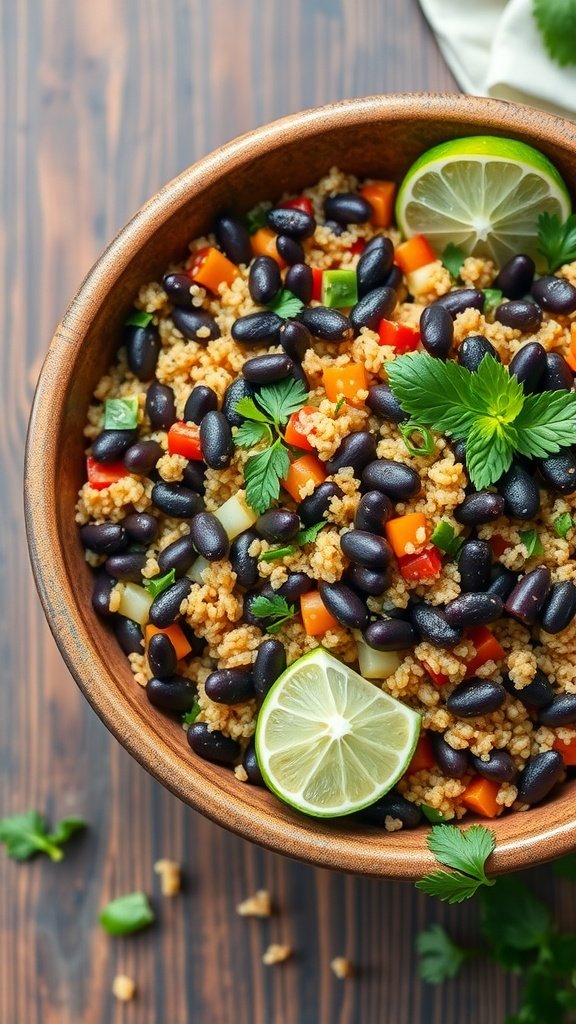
[
  {"left": 259, "top": 520, "right": 327, "bottom": 562},
  {"left": 250, "top": 594, "right": 296, "bottom": 634},
  {"left": 143, "top": 568, "right": 176, "bottom": 598},
  {"left": 0, "top": 810, "right": 86, "bottom": 862},
  {"left": 538, "top": 211, "right": 576, "bottom": 271},
  {"left": 416, "top": 824, "right": 496, "bottom": 904},
  {"left": 533, "top": 0, "right": 576, "bottom": 68},
  {"left": 387, "top": 352, "right": 576, "bottom": 490},
  {"left": 267, "top": 289, "right": 304, "bottom": 319}
]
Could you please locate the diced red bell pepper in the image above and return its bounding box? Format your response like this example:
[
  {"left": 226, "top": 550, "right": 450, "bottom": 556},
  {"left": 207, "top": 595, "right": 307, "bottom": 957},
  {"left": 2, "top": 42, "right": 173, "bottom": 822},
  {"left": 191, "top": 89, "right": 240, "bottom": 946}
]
[
  {"left": 86, "top": 456, "right": 129, "bottom": 491},
  {"left": 490, "top": 534, "right": 513, "bottom": 558},
  {"left": 284, "top": 406, "right": 316, "bottom": 452},
  {"left": 464, "top": 626, "right": 506, "bottom": 677},
  {"left": 311, "top": 267, "right": 324, "bottom": 302},
  {"left": 421, "top": 661, "right": 450, "bottom": 687},
  {"left": 167, "top": 422, "right": 203, "bottom": 461},
  {"left": 553, "top": 735, "right": 576, "bottom": 765},
  {"left": 279, "top": 196, "right": 314, "bottom": 218},
  {"left": 398, "top": 547, "right": 442, "bottom": 581},
  {"left": 378, "top": 318, "right": 420, "bottom": 353},
  {"left": 406, "top": 734, "right": 435, "bottom": 774},
  {"left": 349, "top": 239, "right": 366, "bottom": 256}
]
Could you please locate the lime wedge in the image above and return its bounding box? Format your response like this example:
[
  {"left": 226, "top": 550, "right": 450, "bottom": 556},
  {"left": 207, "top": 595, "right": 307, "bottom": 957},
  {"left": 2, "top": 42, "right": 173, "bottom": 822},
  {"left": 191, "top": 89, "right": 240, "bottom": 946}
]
[
  {"left": 396, "top": 136, "right": 571, "bottom": 266},
  {"left": 255, "top": 648, "right": 421, "bottom": 818}
]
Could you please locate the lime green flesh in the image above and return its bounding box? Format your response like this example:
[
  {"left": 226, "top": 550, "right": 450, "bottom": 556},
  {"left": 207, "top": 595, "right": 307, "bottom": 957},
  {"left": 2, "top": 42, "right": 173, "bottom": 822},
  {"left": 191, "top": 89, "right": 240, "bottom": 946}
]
[
  {"left": 396, "top": 136, "right": 571, "bottom": 266},
  {"left": 255, "top": 649, "right": 421, "bottom": 818}
]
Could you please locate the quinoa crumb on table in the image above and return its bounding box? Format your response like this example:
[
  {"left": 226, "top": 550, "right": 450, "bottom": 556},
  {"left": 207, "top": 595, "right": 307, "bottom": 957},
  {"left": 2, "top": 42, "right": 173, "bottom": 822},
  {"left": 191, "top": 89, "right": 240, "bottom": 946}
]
[{"left": 76, "top": 165, "right": 576, "bottom": 831}]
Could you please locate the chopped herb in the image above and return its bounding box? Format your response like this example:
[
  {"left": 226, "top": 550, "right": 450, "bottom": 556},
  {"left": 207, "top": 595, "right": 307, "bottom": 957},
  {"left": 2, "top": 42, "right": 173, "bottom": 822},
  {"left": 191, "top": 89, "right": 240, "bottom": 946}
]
[
  {"left": 399, "top": 420, "right": 436, "bottom": 457},
  {"left": 297, "top": 521, "right": 327, "bottom": 545},
  {"left": 233, "top": 420, "right": 271, "bottom": 449},
  {"left": 256, "top": 378, "right": 309, "bottom": 426},
  {"left": 260, "top": 521, "right": 326, "bottom": 562},
  {"left": 245, "top": 207, "right": 269, "bottom": 235},
  {"left": 416, "top": 924, "right": 469, "bottom": 984},
  {"left": 99, "top": 892, "right": 155, "bottom": 936},
  {"left": 482, "top": 288, "right": 503, "bottom": 315},
  {"left": 259, "top": 545, "right": 296, "bottom": 562},
  {"left": 420, "top": 804, "right": 447, "bottom": 825},
  {"left": 441, "top": 242, "right": 466, "bottom": 279},
  {"left": 142, "top": 569, "right": 176, "bottom": 598},
  {"left": 519, "top": 528, "right": 544, "bottom": 557},
  {"left": 537, "top": 211, "right": 576, "bottom": 271},
  {"left": 266, "top": 289, "right": 305, "bottom": 320},
  {"left": 333, "top": 397, "right": 345, "bottom": 416},
  {"left": 0, "top": 810, "right": 86, "bottom": 862},
  {"left": 429, "top": 520, "right": 462, "bottom": 559},
  {"left": 554, "top": 512, "right": 574, "bottom": 538},
  {"left": 415, "top": 824, "right": 496, "bottom": 904},
  {"left": 250, "top": 593, "right": 296, "bottom": 634},
  {"left": 244, "top": 440, "right": 291, "bottom": 517},
  {"left": 533, "top": 0, "right": 576, "bottom": 69},
  {"left": 104, "top": 397, "right": 139, "bottom": 431},
  {"left": 182, "top": 702, "right": 201, "bottom": 727},
  {"left": 124, "top": 309, "right": 153, "bottom": 328}
]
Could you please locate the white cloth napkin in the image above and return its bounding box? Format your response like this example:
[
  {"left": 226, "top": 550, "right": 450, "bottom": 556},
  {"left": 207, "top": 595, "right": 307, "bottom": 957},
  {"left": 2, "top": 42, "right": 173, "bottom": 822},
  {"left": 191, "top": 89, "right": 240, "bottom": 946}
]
[{"left": 419, "top": 0, "right": 576, "bottom": 119}]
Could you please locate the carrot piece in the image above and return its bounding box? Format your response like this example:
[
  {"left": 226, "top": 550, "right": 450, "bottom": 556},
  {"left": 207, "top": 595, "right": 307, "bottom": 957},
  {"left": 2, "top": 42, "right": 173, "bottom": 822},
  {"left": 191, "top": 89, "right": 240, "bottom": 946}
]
[
  {"left": 300, "top": 590, "right": 339, "bottom": 636},
  {"left": 322, "top": 363, "right": 367, "bottom": 407},
  {"left": 284, "top": 406, "right": 316, "bottom": 452},
  {"left": 464, "top": 626, "right": 506, "bottom": 678},
  {"left": 462, "top": 777, "right": 501, "bottom": 818},
  {"left": 167, "top": 422, "right": 203, "bottom": 460},
  {"left": 385, "top": 513, "right": 428, "bottom": 558},
  {"left": 406, "top": 734, "right": 435, "bottom": 775},
  {"left": 281, "top": 454, "right": 326, "bottom": 502},
  {"left": 250, "top": 227, "right": 286, "bottom": 268},
  {"left": 359, "top": 181, "right": 396, "bottom": 228},
  {"left": 566, "top": 323, "right": 576, "bottom": 372},
  {"left": 145, "top": 623, "right": 192, "bottom": 661},
  {"left": 188, "top": 246, "right": 239, "bottom": 290},
  {"left": 395, "top": 235, "right": 437, "bottom": 274},
  {"left": 553, "top": 735, "right": 576, "bottom": 765}
]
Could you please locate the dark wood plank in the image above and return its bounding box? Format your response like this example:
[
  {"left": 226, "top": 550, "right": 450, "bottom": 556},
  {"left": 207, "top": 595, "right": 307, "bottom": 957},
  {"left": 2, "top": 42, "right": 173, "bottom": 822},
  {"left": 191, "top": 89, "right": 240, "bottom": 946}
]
[{"left": 3, "top": 1, "right": 570, "bottom": 1021}]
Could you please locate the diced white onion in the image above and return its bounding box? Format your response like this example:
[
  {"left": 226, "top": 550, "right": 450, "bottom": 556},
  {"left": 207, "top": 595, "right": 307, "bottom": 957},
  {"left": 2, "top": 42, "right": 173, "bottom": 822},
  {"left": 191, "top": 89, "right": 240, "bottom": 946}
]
[
  {"left": 214, "top": 490, "right": 257, "bottom": 540},
  {"left": 187, "top": 556, "right": 210, "bottom": 585},
  {"left": 356, "top": 639, "right": 402, "bottom": 680},
  {"left": 405, "top": 261, "right": 440, "bottom": 297},
  {"left": 118, "top": 582, "right": 153, "bottom": 626}
]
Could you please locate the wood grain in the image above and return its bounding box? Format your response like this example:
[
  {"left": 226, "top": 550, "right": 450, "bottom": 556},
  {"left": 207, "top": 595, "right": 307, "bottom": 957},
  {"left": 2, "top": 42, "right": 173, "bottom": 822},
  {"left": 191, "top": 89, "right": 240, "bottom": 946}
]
[{"left": 2, "top": 1, "right": 574, "bottom": 1021}]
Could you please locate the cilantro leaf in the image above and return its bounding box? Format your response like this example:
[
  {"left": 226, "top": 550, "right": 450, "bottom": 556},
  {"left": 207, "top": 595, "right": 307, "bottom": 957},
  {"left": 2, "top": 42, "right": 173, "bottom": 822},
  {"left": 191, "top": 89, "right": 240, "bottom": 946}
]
[
  {"left": 256, "top": 378, "right": 309, "bottom": 426},
  {"left": 233, "top": 421, "right": 271, "bottom": 449},
  {"left": 386, "top": 353, "right": 485, "bottom": 439},
  {"left": 0, "top": 810, "right": 86, "bottom": 862},
  {"left": 442, "top": 243, "right": 466, "bottom": 279},
  {"left": 514, "top": 390, "right": 576, "bottom": 458},
  {"left": 267, "top": 289, "right": 305, "bottom": 319},
  {"left": 143, "top": 569, "right": 176, "bottom": 598},
  {"left": 483, "top": 288, "right": 503, "bottom": 314},
  {"left": 99, "top": 892, "right": 155, "bottom": 936},
  {"left": 428, "top": 823, "right": 495, "bottom": 878},
  {"left": 48, "top": 818, "right": 87, "bottom": 848},
  {"left": 473, "top": 354, "right": 524, "bottom": 422},
  {"left": 479, "top": 876, "right": 551, "bottom": 955},
  {"left": 259, "top": 545, "right": 296, "bottom": 562},
  {"left": 553, "top": 853, "right": 576, "bottom": 879},
  {"left": 415, "top": 869, "right": 485, "bottom": 904},
  {"left": 182, "top": 701, "right": 201, "bottom": 727},
  {"left": 234, "top": 397, "right": 272, "bottom": 423},
  {"left": 297, "top": 521, "right": 327, "bottom": 544},
  {"left": 519, "top": 529, "right": 544, "bottom": 557},
  {"left": 465, "top": 418, "right": 515, "bottom": 490},
  {"left": 416, "top": 924, "right": 469, "bottom": 984},
  {"left": 554, "top": 512, "right": 574, "bottom": 539},
  {"left": 533, "top": 0, "right": 576, "bottom": 68},
  {"left": 244, "top": 440, "right": 290, "bottom": 515},
  {"left": 537, "top": 211, "right": 576, "bottom": 271},
  {"left": 250, "top": 593, "right": 296, "bottom": 633}
]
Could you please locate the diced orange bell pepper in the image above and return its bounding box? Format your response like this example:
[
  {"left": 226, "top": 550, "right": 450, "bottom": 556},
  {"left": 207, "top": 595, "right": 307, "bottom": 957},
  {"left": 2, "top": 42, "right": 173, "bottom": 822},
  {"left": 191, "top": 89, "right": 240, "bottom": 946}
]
[
  {"left": 385, "top": 513, "right": 428, "bottom": 558},
  {"left": 311, "top": 267, "right": 324, "bottom": 302},
  {"left": 464, "top": 626, "right": 506, "bottom": 678},
  {"left": 300, "top": 590, "right": 339, "bottom": 636},
  {"left": 378, "top": 318, "right": 420, "bottom": 353},
  {"left": 406, "top": 734, "right": 435, "bottom": 775},
  {"left": 279, "top": 196, "right": 314, "bottom": 218},
  {"left": 145, "top": 623, "right": 193, "bottom": 661},
  {"left": 167, "top": 422, "right": 203, "bottom": 460},
  {"left": 322, "top": 363, "right": 367, "bottom": 407},
  {"left": 398, "top": 547, "right": 442, "bottom": 581},
  {"left": 421, "top": 661, "right": 450, "bottom": 687},
  {"left": 566, "top": 323, "right": 576, "bottom": 372},
  {"left": 281, "top": 454, "right": 326, "bottom": 502},
  {"left": 553, "top": 735, "right": 576, "bottom": 765},
  {"left": 188, "top": 245, "right": 239, "bottom": 290},
  {"left": 462, "top": 777, "right": 501, "bottom": 818},
  {"left": 359, "top": 181, "right": 396, "bottom": 228},
  {"left": 250, "top": 227, "right": 286, "bottom": 268},
  {"left": 284, "top": 406, "right": 316, "bottom": 452},
  {"left": 395, "top": 235, "right": 437, "bottom": 274},
  {"left": 86, "top": 456, "right": 129, "bottom": 491}
]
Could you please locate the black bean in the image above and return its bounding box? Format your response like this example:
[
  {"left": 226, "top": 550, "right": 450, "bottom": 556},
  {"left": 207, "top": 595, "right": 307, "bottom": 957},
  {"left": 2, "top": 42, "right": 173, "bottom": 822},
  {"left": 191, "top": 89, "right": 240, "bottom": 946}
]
[
  {"left": 248, "top": 255, "right": 282, "bottom": 305},
  {"left": 451, "top": 439, "right": 467, "bottom": 466},
  {"left": 538, "top": 450, "right": 576, "bottom": 495},
  {"left": 532, "top": 275, "right": 576, "bottom": 315},
  {"left": 147, "top": 676, "right": 198, "bottom": 713},
  {"left": 361, "top": 459, "right": 421, "bottom": 501},
  {"left": 447, "top": 677, "right": 506, "bottom": 717},
  {"left": 495, "top": 300, "right": 542, "bottom": 333},
  {"left": 285, "top": 264, "right": 313, "bottom": 305},
  {"left": 242, "top": 739, "right": 265, "bottom": 785},
  {"left": 114, "top": 616, "right": 144, "bottom": 655},
  {"left": 429, "top": 733, "right": 470, "bottom": 779},
  {"left": 157, "top": 534, "right": 196, "bottom": 577},
  {"left": 298, "top": 306, "right": 352, "bottom": 341},
  {"left": 92, "top": 571, "right": 115, "bottom": 617},
  {"left": 357, "top": 238, "right": 394, "bottom": 297},
  {"left": 229, "top": 529, "right": 260, "bottom": 588},
  {"left": 297, "top": 482, "right": 342, "bottom": 526},
  {"left": 182, "top": 461, "right": 206, "bottom": 495},
  {"left": 288, "top": 361, "right": 309, "bottom": 388},
  {"left": 384, "top": 265, "right": 403, "bottom": 292},
  {"left": 457, "top": 335, "right": 500, "bottom": 372},
  {"left": 278, "top": 319, "right": 312, "bottom": 362},
  {"left": 267, "top": 207, "right": 316, "bottom": 239},
  {"left": 92, "top": 429, "right": 138, "bottom": 463},
  {"left": 147, "top": 632, "right": 177, "bottom": 680},
  {"left": 504, "top": 567, "right": 552, "bottom": 625},
  {"left": 345, "top": 564, "right": 390, "bottom": 596},
  {"left": 187, "top": 722, "right": 240, "bottom": 764},
  {"left": 445, "top": 592, "right": 503, "bottom": 628},
  {"left": 433, "top": 289, "right": 484, "bottom": 318},
  {"left": 231, "top": 311, "right": 283, "bottom": 345},
  {"left": 508, "top": 342, "right": 546, "bottom": 393},
  {"left": 146, "top": 382, "right": 177, "bottom": 430},
  {"left": 350, "top": 286, "right": 397, "bottom": 333},
  {"left": 276, "top": 234, "right": 304, "bottom": 265},
  {"left": 493, "top": 254, "right": 535, "bottom": 299},
  {"left": 356, "top": 791, "right": 422, "bottom": 829},
  {"left": 341, "top": 529, "right": 392, "bottom": 570},
  {"left": 162, "top": 272, "right": 195, "bottom": 308},
  {"left": 318, "top": 580, "right": 369, "bottom": 630},
  {"left": 242, "top": 353, "right": 295, "bottom": 384},
  {"left": 278, "top": 572, "right": 314, "bottom": 603},
  {"left": 354, "top": 490, "right": 393, "bottom": 533},
  {"left": 454, "top": 491, "right": 505, "bottom": 526},
  {"left": 124, "top": 322, "right": 161, "bottom": 380},
  {"left": 363, "top": 618, "right": 416, "bottom": 650},
  {"left": 149, "top": 578, "right": 193, "bottom": 627},
  {"left": 503, "top": 669, "right": 554, "bottom": 709},
  {"left": 254, "top": 637, "right": 286, "bottom": 699},
  {"left": 366, "top": 384, "right": 409, "bottom": 424},
  {"left": 105, "top": 551, "right": 147, "bottom": 582},
  {"left": 540, "top": 693, "right": 576, "bottom": 726},
  {"left": 256, "top": 509, "right": 300, "bottom": 543},
  {"left": 540, "top": 352, "right": 574, "bottom": 392},
  {"left": 179, "top": 620, "right": 205, "bottom": 656},
  {"left": 323, "top": 192, "right": 372, "bottom": 225},
  {"left": 498, "top": 462, "right": 540, "bottom": 520},
  {"left": 222, "top": 377, "right": 255, "bottom": 427},
  {"left": 471, "top": 750, "right": 517, "bottom": 783},
  {"left": 184, "top": 385, "right": 218, "bottom": 424},
  {"left": 123, "top": 513, "right": 158, "bottom": 547},
  {"left": 189, "top": 511, "right": 230, "bottom": 561},
  {"left": 326, "top": 432, "right": 378, "bottom": 476},
  {"left": 172, "top": 306, "right": 220, "bottom": 342},
  {"left": 151, "top": 482, "right": 203, "bottom": 519},
  {"left": 205, "top": 668, "right": 255, "bottom": 705},
  {"left": 363, "top": 234, "right": 388, "bottom": 255},
  {"left": 516, "top": 750, "right": 564, "bottom": 804},
  {"left": 541, "top": 581, "right": 576, "bottom": 634},
  {"left": 420, "top": 304, "right": 453, "bottom": 359},
  {"left": 324, "top": 220, "right": 345, "bottom": 237},
  {"left": 80, "top": 522, "right": 127, "bottom": 555},
  {"left": 199, "top": 410, "right": 233, "bottom": 469},
  {"left": 486, "top": 567, "right": 518, "bottom": 602},
  {"left": 214, "top": 214, "right": 252, "bottom": 265},
  {"left": 458, "top": 540, "right": 492, "bottom": 593},
  {"left": 410, "top": 603, "right": 463, "bottom": 648},
  {"left": 123, "top": 439, "right": 163, "bottom": 474}
]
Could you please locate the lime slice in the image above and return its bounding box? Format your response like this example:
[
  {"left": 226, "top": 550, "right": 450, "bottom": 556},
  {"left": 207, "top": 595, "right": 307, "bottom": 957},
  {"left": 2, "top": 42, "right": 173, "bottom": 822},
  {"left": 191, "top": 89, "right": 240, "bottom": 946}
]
[
  {"left": 255, "top": 648, "right": 421, "bottom": 818},
  {"left": 396, "top": 136, "right": 571, "bottom": 266}
]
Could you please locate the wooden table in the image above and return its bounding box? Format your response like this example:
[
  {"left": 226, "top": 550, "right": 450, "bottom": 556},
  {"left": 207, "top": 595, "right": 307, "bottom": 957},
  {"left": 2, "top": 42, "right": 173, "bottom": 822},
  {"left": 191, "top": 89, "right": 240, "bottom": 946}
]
[{"left": 3, "top": 2, "right": 575, "bottom": 1021}]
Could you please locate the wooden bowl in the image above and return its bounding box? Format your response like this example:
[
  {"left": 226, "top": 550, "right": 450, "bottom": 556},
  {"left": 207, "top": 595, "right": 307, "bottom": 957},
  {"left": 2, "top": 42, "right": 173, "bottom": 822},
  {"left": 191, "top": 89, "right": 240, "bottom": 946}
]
[{"left": 25, "top": 94, "right": 576, "bottom": 877}]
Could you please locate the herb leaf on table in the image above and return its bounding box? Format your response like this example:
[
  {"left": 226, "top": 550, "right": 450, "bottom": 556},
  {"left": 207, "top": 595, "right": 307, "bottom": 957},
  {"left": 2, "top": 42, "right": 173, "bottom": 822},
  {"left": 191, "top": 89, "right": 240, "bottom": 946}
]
[
  {"left": 533, "top": 0, "right": 576, "bottom": 69},
  {"left": 0, "top": 810, "right": 86, "bottom": 862}
]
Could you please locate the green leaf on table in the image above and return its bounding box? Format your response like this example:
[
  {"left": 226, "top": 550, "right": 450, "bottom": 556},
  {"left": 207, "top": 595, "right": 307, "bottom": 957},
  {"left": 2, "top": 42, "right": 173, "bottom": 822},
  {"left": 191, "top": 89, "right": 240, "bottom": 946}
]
[
  {"left": 416, "top": 824, "right": 496, "bottom": 904},
  {"left": 416, "top": 923, "right": 469, "bottom": 984},
  {"left": 533, "top": 0, "right": 576, "bottom": 69},
  {"left": 0, "top": 810, "right": 86, "bottom": 862},
  {"left": 99, "top": 892, "right": 155, "bottom": 936},
  {"left": 479, "top": 876, "right": 551, "bottom": 957}
]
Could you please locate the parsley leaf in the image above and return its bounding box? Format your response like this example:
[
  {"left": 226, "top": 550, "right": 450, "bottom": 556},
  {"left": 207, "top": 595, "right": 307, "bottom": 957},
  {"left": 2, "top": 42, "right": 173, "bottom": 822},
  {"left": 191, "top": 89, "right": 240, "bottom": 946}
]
[
  {"left": 256, "top": 378, "right": 309, "bottom": 426},
  {"left": 267, "top": 289, "right": 305, "bottom": 320},
  {"left": 537, "top": 211, "right": 576, "bottom": 271},
  {"left": 233, "top": 421, "right": 271, "bottom": 449},
  {"left": 244, "top": 441, "right": 290, "bottom": 516},
  {"left": 182, "top": 702, "right": 201, "bottom": 727},
  {"left": 465, "top": 417, "right": 515, "bottom": 490},
  {"left": 416, "top": 924, "right": 469, "bottom": 984},
  {"left": 416, "top": 869, "right": 485, "bottom": 904},
  {"left": 533, "top": 0, "right": 576, "bottom": 68},
  {"left": 250, "top": 593, "right": 296, "bottom": 634},
  {"left": 442, "top": 243, "right": 466, "bottom": 279},
  {"left": 99, "top": 892, "right": 155, "bottom": 936},
  {"left": 0, "top": 810, "right": 86, "bottom": 862},
  {"left": 142, "top": 569, "right": 176, "bottom": 598},
  {"left": 479, "top": 876, "right": 551, "bottom": 956},
  {"left": 416, "top": 824, "right": 496, "bottom": 904},
  {"left": 386, "top": 353, "right": 484, "bottom": 438},
  {"left": 514, "top": 390, "right": 576, "bottom": 458},
  {"left": 234, "top": 397, "right": 272, "bottom": 423},
  {"left": 519, "top": 529, "right": 544, "bottom": 557},
  {"left": 297, "top": 521, "right": 327, "bottom": 544}
]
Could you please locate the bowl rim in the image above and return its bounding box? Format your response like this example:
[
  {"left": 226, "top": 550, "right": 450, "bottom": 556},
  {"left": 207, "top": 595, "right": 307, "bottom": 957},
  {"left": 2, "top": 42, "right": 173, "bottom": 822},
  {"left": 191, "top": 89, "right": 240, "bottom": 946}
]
[{"left": 25, "top": 92, "right": 576, "bottom": 878}]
